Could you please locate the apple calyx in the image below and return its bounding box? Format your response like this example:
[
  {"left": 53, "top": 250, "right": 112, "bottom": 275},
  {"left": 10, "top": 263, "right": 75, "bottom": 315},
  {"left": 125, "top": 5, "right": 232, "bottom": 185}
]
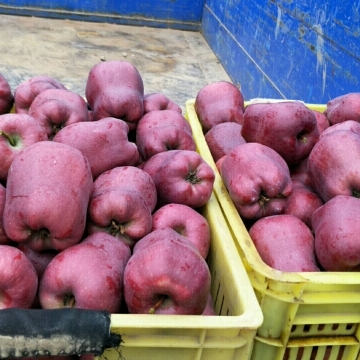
[
  {"left": 108, "top": 220, "right": 126, "bottom": 236},
  {"left": 30, "top": 228, "right": 51, "bottom": 242},
  {"left": 63, "top": 294, "right": 76, "bottom": 307},
  {"left": 186, "top": 170, "right": 201, "bottom": 184},
  {"left": 52, "top": 123, "right": 64, "bottom": 136},
  {"left": 297, "top": 132, "right": 308, "bottom": 144},
  {"left": 0, "top": 130, "right": 16, "bottom": 147},
  {"left": 149, "top": 295, "right": 167, "bottom": 314},
  {"left": 353, "top": 189, "right": 360, "bottom": 198}
]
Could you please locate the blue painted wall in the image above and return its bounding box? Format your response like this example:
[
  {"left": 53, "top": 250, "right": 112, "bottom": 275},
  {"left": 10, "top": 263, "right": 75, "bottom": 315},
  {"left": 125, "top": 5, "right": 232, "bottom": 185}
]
[
  {"left": 0, "top": 0, "right": 205, "bottom": 30},
  {"left": 201, "top": 0, "right": 360, "bottom": 103}
]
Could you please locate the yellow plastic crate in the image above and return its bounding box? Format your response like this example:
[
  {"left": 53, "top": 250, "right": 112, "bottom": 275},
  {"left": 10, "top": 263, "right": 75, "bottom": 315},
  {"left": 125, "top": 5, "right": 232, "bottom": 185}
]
[
  {"left": 185, "top": 98, "right": 360, "bottom": 360},
  {"left": 101, "top": 159, "right": 263, "bottom": 359}
]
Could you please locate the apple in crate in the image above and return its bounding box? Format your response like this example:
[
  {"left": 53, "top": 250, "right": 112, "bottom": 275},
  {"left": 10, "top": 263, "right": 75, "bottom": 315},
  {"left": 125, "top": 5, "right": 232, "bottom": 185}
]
[
  {"left": 53, "top": 117, "right": 139, "bottom": 178},
  {"left": 219, "top": 143, "right": 293, "bottom": 220},
  {"left": 29, "top": 88, "right": 90, "bottom": 139},
  {"left": 324, "top": 92, "right": 360, "bottom": 125},
  {"left": 194, "top": 81, "right": 244, "bottom": 133},
  {"left": 152, "top": 203, "right": 210, "bottom": 259},
  {"left": 204, "top": 122, "right": 246, "bottom": 162},
  {"left": 0, "top": 245, "right": 38, "bottom": 309},
  {"left": 136, "top": 109, "right": 196, "bottom": 161},
  {"left": 313, "top": 110, "right": 330, "bottom": 134},
  {"left": 85, "top": 60, "right": 144, "bottom": 130},
  {"left": 241, "top": 101, "right": 319, "bottom": 165},
  {"left": 143, "top": 92, "right": 182, "bottom": 113},
  {"left": 3, "top": 141, "right": 93, "bottom": 251},
  {"left": 87, "top": 166, "right": 157, "bottom": 247},
  {"left": 39, "top": 232, "right": 131, "bottom": 312},
  {"left": 249, "top": 215, "right": 320, "bottom": 272},
  {"left": 142, "top": 150, "right": 215, "bottom": 208},
  {"left": 0, "top": 73, "right": 14, "bottom": 114},
  {"left": 312, "top": 195, "right": 360, "bottom": 271},
  {"left": 284, "top": 180, "right": 323, "bottom": 229},
  {"left": 0, "top": 113, "right": 48, "bottom": 181},
  {"left": 308, "top": 128, "right": 360, "bottom": 202},
  {"left": 124, "top": 228, "right": 211, "bottom": 314},
  {"left": 14, "top": 75, "right": 66, "bottom": 114}
]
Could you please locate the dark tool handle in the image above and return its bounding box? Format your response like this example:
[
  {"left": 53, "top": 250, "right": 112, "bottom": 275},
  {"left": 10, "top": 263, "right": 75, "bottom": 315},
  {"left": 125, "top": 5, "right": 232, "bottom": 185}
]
[{"left": 0, "top": 308, "right": 121, "bottom": 358}]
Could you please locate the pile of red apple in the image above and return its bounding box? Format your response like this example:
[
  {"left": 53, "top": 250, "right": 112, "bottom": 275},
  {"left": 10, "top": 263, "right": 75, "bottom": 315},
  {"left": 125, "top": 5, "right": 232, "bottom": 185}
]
[
  {"left": 195, "top": 81, "right": 360, "bottom": 273},
  {"left": 0, "top": 61, "right": 218, "bottom": 316}
]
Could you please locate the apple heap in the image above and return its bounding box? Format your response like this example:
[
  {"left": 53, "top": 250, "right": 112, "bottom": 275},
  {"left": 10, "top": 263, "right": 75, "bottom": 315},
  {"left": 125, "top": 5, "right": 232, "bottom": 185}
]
[
  {"left": 195, "top": 82, "right": 360, "bottom": 273},
  {"left": 0, "top": 64, "right": 216, "bottom": 318}
]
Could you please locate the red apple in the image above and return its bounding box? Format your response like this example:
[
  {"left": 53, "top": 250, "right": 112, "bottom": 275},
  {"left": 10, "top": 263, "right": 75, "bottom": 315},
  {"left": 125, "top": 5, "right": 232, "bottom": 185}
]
[
  {"left": 0, "top": 73, "right": 14, "bottom": 114},
  {"left": 0, "top": 245, "right": 38, "bottom": 309},
  {"left": 312, "top": 195, "right": 360, "bottom": 271},
  {"left": 205, "top": 122, "right": 246, "bottom": 162},
  {"left": 14, "top": 75, "right": 66, "bottom": 114},
  {"left": 136, "top": 109, "right": 196, "bottom": 161},
  {"left": 219, "top": 143, "right": 293, "bottom": 219},
  {"left": 143, "top": 93, "right": 182, "bottom": 113},
  {"left": 313, "top": 109, "right": 330, "bottom": 134},
  {"left": 284, "top": 180, "right": 323, "bottom": 229},
  {"left": 87, "top": 166, "right": 156, "bottom": 247},
  {"left": 29, "top": 88, "right": 89, "bottom": 139},
  {"left": 124, "top": 228, "right": 211, "bottom": 314},
  {"left": 320, "top": 119, "right": 360, "bottom": 138},
  {"left": 289, "top": 157, "right": 313, "bottom": 189},
  {"left": 152, "top": 203, "right": 210, "bottom": 259},
  {"left": 142, "top": 150, "right": 215, "bottom": 208},
  {"left": 53, "top": 117, "right": 139, "bottom": 178},
  {"left": 324, "top": 92, "right": 360, "bottom": 125},
  {"left": 3, "top": 141, "right": 93, "bottom": 251},
  {"left": 249, "top": 215, "right": 320, "bottom": 272},
  {"left": 241, "top": 101, "right": 319, "bottom": 165},
  {"left": 0, "top": 113, "right": 48, "bottom": 181},
  {"left": 39, "top": 232, "right": 131, "bottom": 312},
  {"left": 195, "top": 81, "right": 244, "bottom": 133},
  {"left": 85, "top": 60, "right": 144, "bottom": 130},
  {"left": 308, "top": 128, "right": 360, "bottom": 202}
]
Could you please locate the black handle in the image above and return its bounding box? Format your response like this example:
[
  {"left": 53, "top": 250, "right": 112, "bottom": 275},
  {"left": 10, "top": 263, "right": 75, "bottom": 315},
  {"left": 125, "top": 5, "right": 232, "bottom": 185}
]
[{"left": 0, "top": 308, "right": 121, "bottom": 358}]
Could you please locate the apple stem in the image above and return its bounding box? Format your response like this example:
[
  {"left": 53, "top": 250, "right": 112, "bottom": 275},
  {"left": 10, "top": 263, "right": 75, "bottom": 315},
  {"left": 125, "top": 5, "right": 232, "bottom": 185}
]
[
  {"left": 110, "top": 220, "right": 126, "bottom": 235},
  {"left": 149, "top": 296, "right": 166, "bottom": 314},
  {"left": 0, "top": 130, "right": 16, "bottom": 147}
]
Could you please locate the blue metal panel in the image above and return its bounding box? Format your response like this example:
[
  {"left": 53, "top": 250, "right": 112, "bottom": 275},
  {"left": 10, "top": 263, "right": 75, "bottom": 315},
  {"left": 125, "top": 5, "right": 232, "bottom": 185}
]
[
  {"left": 202, "top": 0, "right": 360, "bottom": 103},
  {"left": 0, "top": 0, "right": 205, "bottom": 30}
]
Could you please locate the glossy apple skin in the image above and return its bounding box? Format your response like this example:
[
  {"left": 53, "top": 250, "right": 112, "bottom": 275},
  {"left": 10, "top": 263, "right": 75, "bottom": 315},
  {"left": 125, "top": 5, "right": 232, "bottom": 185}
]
[
  {"left": 136, "top": 109, "right": 196, "bottom": 161},
  {"left": 205, "top": 122, "right": 246, "bottom": 162},
  {"left": 324, "top": 92, "right": 360, "bottom": 125},
  {"left": 249, "top": 215, "right": 320, "bottom": 272},
  {"left": 0, "top": 245, "right": 38, "bottom": 309},
  {"left": 85, "top": 60, "right": 144, "bottom": 130},
  {"left": 219, "top": 143, "right": 292, "bottom": 220},
  {"left": 142, "top": 150, "right": 215, "bottom": 208},
  {"left": 0, "top": 74, "right": 14, "bottom": 114},
  {"left": 312, "top": 195, "right": 360, "bottom": 271},
  {"left": 39, "top": 232, "right": 131, "bottom": 312},
  {"left": 124, "top": 228, "right": 211, "bottom": 315},
  {"left": 284, "top": 180, "right": 323, "bottom": 229},
  {"left": 87, "top": 166, "right": 156, "bottom": 247},
  {"left": 53, "top": 117, "right": 139, "bottom": 178},
  {"left": 152, "top": 203, "right": 210, "bottom": 259},
  {"left": 3, "top": 141, "right": 93, "bottom": 251},
  {"left": 241, "top": 101, "right": 319, "bottom": 165},
  {"left": 143, "top": 93, "right": 182, "bottom": 113},
  {"left": 308, "top": 129, "right": 360, "bottom": 202},
  {"left": 195, "top": 81, "right": 244, "bottom": 133},
  {"left": 14, "top": 75, "right": 66, "bottom": 114},
  {"left": 28, "top": 88, "right": 89, "bottom": 139},
  {"left": 0, "top": 113, "right": 48, "bottom": 180}
]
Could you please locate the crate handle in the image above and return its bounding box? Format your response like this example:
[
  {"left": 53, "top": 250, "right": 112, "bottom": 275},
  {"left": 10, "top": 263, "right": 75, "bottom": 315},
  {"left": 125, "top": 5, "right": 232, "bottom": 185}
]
[{"left": 0, "top": 308, "right": 121, "bottom": 358}]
